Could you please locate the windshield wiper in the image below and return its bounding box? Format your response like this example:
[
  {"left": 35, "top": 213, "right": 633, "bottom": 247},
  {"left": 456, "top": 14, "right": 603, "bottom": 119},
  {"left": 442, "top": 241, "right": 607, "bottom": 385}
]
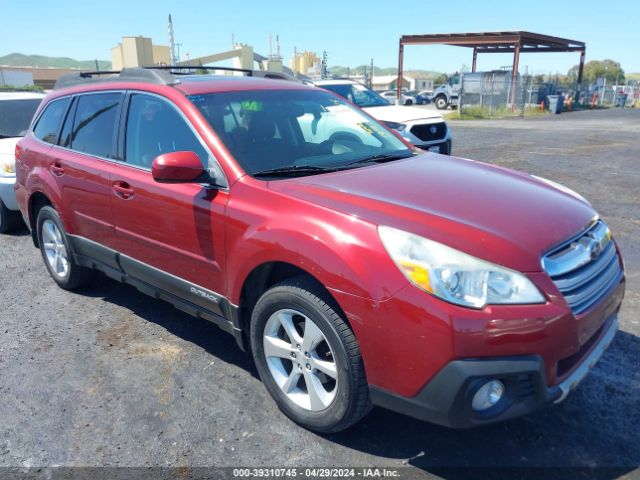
[
  {"left": 252, "top": 165, "right": 339, "bottom": 178},
  {"left": 345, "top": 152, "right": 414, "bottom": 167}
]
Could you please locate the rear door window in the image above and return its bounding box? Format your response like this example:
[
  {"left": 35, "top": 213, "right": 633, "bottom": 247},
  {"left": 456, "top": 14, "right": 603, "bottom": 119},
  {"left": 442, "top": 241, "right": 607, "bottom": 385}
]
[
  {"left": 70, "top": 93, "right": 123, "bottom": 158},
  {"left": 33, "top": 97, "right": 70, "bottom": 144}
]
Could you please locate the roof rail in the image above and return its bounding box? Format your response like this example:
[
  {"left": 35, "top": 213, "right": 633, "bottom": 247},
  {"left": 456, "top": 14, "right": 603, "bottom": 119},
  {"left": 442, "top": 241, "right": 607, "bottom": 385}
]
[
  {"left": 52, "top": 65, "right": 290, "bottom": 91},
  {"left": 53, "top": 68, "right": 179, "bottom": 90},
  {"left": 146, "top": 65, "right": 253, "bottom": 76}
]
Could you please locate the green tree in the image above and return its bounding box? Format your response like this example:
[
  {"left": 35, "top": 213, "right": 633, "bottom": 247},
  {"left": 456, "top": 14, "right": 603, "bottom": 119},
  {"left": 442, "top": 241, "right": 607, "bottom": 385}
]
[
  {"left": 434, "top": 73, "right": 448, "bottom": 84},
  {"left": 568, "top": 59, "right": 625, "bottom": 84}
]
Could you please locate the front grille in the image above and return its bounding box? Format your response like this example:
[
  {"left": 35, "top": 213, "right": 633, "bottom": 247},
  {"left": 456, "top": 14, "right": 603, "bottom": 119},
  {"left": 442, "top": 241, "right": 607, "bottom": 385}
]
[
  {"left": 410, "top": 122, "right": 446, "bottom": 142},
  {"left": 543, "top": 220, "right": 623, "bottom": 315}
]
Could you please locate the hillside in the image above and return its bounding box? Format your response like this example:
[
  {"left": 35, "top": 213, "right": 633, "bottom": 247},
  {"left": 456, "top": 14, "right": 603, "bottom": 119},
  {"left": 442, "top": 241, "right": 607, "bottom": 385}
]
[
  {"left": 627, "top": 72, "right": 640, "bottom": 81},
  {"left": 0, "top": 53, "right": 111, "bottom": 70}
]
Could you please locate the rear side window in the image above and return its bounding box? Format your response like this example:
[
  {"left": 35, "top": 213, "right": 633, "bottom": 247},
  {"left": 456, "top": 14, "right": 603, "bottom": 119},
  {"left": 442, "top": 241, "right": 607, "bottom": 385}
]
[
  {"left": 70, "top": 93, "right": 122, "bottom": 158},
  {"left": 124, "top": 93, "right": 208, "bottom": 169},
  {"left": 33, "top": 97, "right": 70, "bottom": 144}
]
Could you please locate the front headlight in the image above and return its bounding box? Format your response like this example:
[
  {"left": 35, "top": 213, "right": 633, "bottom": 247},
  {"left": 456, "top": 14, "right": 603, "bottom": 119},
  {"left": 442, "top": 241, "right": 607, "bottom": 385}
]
[
  {"left": 378, "top": 226, "right": 545, "bottom": 308},
  {"left": 383, "top": 121, "right": 406, "bottom": 132},
  {"left": 0, "top": 156, "right": 15, "bottom": 175}
]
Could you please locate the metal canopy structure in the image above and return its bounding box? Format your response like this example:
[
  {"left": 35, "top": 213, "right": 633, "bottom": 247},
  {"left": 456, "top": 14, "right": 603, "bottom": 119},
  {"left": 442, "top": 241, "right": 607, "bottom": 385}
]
[{"left": 397, "top": 31, "right": 586, "bottom": 104}]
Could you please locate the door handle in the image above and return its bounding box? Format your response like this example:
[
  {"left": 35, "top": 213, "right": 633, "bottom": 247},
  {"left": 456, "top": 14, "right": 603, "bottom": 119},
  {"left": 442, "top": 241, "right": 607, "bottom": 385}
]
[
  {"left": 51, "top": 161, "right": 64, "bottom": 176},
  {"left": 112, "top": 181, "right": 135, "bottom": 199}
]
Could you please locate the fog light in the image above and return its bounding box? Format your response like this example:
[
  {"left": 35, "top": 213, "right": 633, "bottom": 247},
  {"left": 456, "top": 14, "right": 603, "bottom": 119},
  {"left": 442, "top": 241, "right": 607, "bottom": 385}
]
[{"left": 472, "top": 379, "right": 505, "bottom": 412}]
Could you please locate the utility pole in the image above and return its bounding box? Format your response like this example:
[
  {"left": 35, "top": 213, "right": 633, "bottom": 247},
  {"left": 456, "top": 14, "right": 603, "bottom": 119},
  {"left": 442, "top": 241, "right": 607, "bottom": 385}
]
[
  {"left": 370, "top": 58, "right": 374, "bottom": 88},
  {"left": 321, "top": 51, "right": 328, "bottom": 79},
  {"left": 168, "top": 14, "right": 177, "bottom": 65}
]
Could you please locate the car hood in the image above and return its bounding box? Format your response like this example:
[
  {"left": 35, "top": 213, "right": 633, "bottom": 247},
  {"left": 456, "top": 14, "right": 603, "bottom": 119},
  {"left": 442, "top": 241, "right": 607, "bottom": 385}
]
[
  {"left": 363, "top": 105, "right": 443, "bottom": 123},
  {"left": 268, "top": 154, "right": 596, "bottom": 272}
]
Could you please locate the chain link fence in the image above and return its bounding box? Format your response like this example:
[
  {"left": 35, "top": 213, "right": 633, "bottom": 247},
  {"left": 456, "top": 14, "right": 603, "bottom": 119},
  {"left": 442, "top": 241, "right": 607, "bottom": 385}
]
[
  {"left": 457, "top": 72, "right": 640, "bottom": 117},
  {"left": 596, "top": 84, "right": 640, "bottom": 107}
]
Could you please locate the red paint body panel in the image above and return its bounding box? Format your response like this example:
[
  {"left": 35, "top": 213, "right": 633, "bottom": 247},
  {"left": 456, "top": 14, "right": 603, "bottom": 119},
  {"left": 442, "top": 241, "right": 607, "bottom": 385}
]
[
  {"left": 268, "top": 155, "right": 596, "bottom": 272},
  {"left": 16, "top": 77, "right": 625, "bottom": 405},
  {"left": 109, "top": 161, "right": 228, "bottom": 295}
]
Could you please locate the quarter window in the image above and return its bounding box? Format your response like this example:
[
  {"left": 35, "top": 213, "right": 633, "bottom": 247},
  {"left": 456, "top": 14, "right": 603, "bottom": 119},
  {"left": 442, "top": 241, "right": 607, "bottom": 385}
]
[
  {"left": 70, "top": 93, "right": 122, "bottom": 158},
  {"left": 33, "top": 97, "right": 70, "bottom": 144},
  {"left": 124, "top": 94, "right": 208, "bottom": 169}
]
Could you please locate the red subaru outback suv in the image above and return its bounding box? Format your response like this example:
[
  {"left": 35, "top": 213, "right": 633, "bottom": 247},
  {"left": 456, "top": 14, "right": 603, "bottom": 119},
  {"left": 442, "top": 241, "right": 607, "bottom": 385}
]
[{"left": 15, "top": 68, "right": 625, "bottom": 432}]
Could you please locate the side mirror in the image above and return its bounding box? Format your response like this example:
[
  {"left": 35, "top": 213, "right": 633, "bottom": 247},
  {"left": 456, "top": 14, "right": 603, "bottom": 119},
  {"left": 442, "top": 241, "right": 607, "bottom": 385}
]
[{"left": 151, "top": 151, "right": 205, "bottom": 183}]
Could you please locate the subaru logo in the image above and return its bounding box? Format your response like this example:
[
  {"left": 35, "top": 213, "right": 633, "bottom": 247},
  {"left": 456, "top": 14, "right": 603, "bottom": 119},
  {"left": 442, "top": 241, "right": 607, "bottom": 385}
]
[{"left": 429, "top": 125, "right": 438, "bottom": 135}]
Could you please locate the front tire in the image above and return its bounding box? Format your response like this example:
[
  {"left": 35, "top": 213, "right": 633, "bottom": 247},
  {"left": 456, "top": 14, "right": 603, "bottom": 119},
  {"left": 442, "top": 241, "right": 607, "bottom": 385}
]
[
  {"left": 36, "top": 206, "right": 94, "bottom": 290},
  {"left": 435, "top": 95, "right": 448, "bottom": 110},
  {"left": 250, "top": 276, "right": 370, "bottom": 433}
]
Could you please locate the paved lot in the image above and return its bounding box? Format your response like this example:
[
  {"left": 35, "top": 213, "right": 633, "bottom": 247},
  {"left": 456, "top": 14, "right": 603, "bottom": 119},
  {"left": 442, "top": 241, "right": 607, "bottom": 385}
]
[{"left": 1, "top": 108, "right": 639, "bottom": 479}]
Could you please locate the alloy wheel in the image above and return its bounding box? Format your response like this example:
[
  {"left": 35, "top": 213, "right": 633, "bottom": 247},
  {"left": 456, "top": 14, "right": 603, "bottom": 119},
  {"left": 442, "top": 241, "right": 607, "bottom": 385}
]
[
  {"left": 263, "top": 308, "right": 338, "bottom": 411},
  {"left": 41, "top": 219, "right": 70, "bottom": 278}
]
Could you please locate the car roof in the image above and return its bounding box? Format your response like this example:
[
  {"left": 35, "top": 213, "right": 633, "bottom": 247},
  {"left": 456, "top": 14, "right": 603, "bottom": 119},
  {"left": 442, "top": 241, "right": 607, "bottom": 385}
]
[{"left": 0, "top": 91, "right": 46, "bottom": 101}]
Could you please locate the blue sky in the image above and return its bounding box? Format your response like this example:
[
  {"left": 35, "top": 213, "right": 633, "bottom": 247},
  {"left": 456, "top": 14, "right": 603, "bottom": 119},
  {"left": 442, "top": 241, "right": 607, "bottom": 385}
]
[{"left": 2, "top": 0, "right": 638, "bottom": 75}]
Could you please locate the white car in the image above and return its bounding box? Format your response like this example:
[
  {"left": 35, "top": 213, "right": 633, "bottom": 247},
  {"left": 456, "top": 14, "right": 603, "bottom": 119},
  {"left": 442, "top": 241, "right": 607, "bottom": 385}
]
[
  {"left": 0, "top": 91, "right": 45, "bottom": 232},
  {"left": 313, "top": 80, "right": 452, "bottom": 154},
  {"left": 379, "top": 90, "right": 416, "bottom": 106}
]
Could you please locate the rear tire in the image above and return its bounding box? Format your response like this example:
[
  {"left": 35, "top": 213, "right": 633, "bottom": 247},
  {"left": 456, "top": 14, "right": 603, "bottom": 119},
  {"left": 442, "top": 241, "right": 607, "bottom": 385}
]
[
  {"left": 250, "top": 276, "right": 371, "bottom": 433},
  {"left": 36, "top": 206, "right": 94, "bottom": 290},
  {"left": 0, "top": 199, "right": 22, "bottom": 233},
  {"left": 405, "top": 99, "right": 413, "bottom": 106}
]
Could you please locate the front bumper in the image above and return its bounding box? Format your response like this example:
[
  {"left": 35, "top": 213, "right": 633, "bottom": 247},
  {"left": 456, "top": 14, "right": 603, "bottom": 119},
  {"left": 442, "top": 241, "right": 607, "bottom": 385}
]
[
  {"left": 0, "top": 175, "right": 18, "bottom": 210},
  {"left": 397, "top": 122, "right": 451, "bottom": 153},
  {"left": 417, "top": 139, "right": 451, "bottom": 154},
  {"left": 369, "top": 314, "right": 618, "bottom": 428}
]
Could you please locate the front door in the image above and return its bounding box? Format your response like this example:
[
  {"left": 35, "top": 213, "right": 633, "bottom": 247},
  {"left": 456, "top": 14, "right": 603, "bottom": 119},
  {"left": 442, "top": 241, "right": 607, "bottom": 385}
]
[{"left": 110, "top": 92, "right": 228, "bottom": 314}]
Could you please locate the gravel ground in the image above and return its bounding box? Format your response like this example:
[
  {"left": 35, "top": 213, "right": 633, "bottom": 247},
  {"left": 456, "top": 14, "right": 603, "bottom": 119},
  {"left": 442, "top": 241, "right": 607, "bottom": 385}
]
[{"left": 0, "top": 108, "right": 638, "bottom": 479}]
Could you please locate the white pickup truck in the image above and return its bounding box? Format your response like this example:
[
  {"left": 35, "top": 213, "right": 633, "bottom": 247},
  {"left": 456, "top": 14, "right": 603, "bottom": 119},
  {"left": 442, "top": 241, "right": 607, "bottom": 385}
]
[{"left": 313, "top": 79, "right": 451, "bottom": 155}]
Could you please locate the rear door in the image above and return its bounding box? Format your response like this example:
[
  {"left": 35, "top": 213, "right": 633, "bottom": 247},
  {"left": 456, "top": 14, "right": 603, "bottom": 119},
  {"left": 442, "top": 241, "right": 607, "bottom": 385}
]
[
  {"left": 49, "top": 92, "right": 122, "bottom": 248},
  {"left": 110, "top": 92, "right": 229, "bottom": 313}
]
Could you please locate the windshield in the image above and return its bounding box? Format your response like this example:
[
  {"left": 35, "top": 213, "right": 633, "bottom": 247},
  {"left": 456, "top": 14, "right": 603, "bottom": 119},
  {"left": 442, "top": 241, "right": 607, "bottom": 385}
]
[
  {"left": 0, "top": 99, "right": 42, "bottom": 137},
  {"left": 190, "top": 89, "right": 411, "bottom": 177},
  {"left": 318, "top": 84, "right": 390, "bottom": 108}
]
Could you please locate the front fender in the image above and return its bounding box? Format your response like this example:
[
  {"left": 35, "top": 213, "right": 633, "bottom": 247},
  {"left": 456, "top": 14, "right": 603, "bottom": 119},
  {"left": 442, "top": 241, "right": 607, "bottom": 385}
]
[{"left": 226, "top": 181, "right": 408, "bottom": 305}]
